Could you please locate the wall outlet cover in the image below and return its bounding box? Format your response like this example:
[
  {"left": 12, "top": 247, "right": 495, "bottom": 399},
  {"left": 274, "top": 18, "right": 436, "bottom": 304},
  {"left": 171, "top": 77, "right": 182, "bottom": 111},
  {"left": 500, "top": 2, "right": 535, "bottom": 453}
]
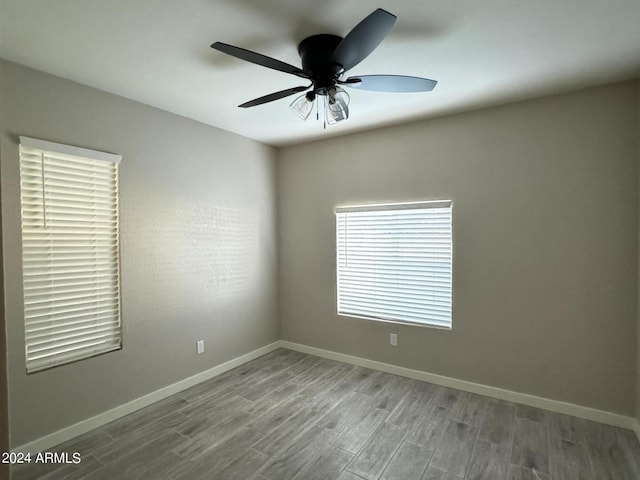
[
  {"left": 390, "top": 333, "right": 397, "bottom": 346},
  {"left": 196, "top": 340, "right": 205, "bottom": 354}
]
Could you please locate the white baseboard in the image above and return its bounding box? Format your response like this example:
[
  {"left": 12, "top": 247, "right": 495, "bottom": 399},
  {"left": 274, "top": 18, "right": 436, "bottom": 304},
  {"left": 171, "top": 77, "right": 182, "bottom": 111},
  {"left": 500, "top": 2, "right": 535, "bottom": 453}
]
[
  {"left": 15, "top": 341, "right": 281, "bottom": 454},
  {"left": 280, "top": 341, "right": 636, "bottom": 431}
]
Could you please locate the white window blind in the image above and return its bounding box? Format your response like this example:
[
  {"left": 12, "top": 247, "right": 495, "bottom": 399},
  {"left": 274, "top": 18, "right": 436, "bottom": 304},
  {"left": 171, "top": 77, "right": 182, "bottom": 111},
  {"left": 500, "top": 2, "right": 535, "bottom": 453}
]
[
  {"left": 19, "top": 137, "right": 122, "bottom": 373},
  {"left": 336, "top": 200, "right": 452, "bottom": 328}
]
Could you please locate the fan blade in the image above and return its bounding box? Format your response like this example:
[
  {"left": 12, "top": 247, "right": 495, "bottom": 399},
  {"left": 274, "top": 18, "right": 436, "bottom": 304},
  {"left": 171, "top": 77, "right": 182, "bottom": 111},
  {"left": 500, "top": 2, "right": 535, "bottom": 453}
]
[
  {"left": 238, "top": 86, "right": 310, "bottom": 108},
  {"left": 211, "top": 42, "right": 309, "bottom": 79},
  {"left": 330, "top": 9, "right": 396, "bottom": 73},
  {"left": 343, "top": 75, "right": 437, "bottom": 92}
]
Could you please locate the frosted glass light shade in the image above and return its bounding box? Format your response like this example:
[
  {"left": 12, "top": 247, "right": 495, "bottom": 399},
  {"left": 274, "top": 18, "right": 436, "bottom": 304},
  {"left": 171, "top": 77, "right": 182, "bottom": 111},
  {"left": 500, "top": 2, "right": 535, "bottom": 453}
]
[
  {"left": 290, "top": 92, "right": 315, "bottom": 120},
  {"left": 325, "top": 87, "right": 350, "bottom": 125}
]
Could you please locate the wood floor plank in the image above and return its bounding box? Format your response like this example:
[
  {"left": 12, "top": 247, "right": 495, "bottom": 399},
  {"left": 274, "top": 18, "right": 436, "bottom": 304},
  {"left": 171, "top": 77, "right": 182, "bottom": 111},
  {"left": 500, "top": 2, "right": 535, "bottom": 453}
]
[
  {"left": 356, "top": 371, "right": 396, "bottom": 397},
  {"left": 585, "top": 428, "right": 640, "bottom": 480},
  {"left": 478, "top": 400, "right": 515, "bottom": 446},
  {"left": 581, "top": 418, "right": 618, "bottom": 449},
  {"left": 261, "top": 427, "right": 337, "bottom": 480},
  {"left": 432, "top": 387, "right": 463, "bottom": 410},
  {"left": 253, "top": 407, "right": 322, "bottom": 457},
  {"left": 294, "top": 358, "right": 341, "bottom": 386},
  {"left": 244, "top": 379, "right": 306, "bottom": 415},
  {"left": 125, "top": 452, "right": 188, "bottom": 480},
  {"left": 379, "top": 441, "right": 433, "bottom": 480},
  {"left": 420, "top": 466, "right": 463, "bottom": 480},
  {"left": 12, "top": 461, "right": 60, "bottom": 480},
  {"left": 549, "top": 461, "right": 591, "bottom": 480},
  {"left": 412, "top": 380, "right": 441, "bottom": 395},
  {"left": 356, "top": 371, "right": 414, "bottom": 411},
  {"left": 546, "top": 412, "right": 586, "bottom": 444},
  {"left": 429, "top": 420, "right": 479, "bottom": 478},
  {"left": 316, "top": 391, "right": 379, "bottom": 432},
  {"left": 37, "top": 455, "right": 104, "bottom": 480},
  {"left": 179, "top": 389, "right": 252, "bottom": 417},
  {"left": 449, "top": 392, "right": 487, "bottom": 427},
  {"left": 12, "top": 454, "right": 104, "bottom": 480},
  {"left": 507, "top": 464, "right": 550, "bottom": 479},
  {"left": 178, "top": 427, "right": 265, "bottom": 477},
  {"left": 331, "top": 407, "right": 389, "bottom": 454},
  {"left": 303, "top": 362, "right": 356, "bottom": 394},
  {"left": 292, "top": 445, "right": 353, "bottom": 480},
  {"left": 284, "top": 355, "right": 323, "bottom": 376},
  {"left": 337, "top": 471, "right": 369, "bottom": 480},
  {"left": 101, "top": 395, "right": 188, "bottom": 438},
  {"left": 549, "top": 436, "right": 592, "bottom": 480},
  {"left": 87, "top": 431, "right": 187, "bottom": 480},
  {"left": 92, "top": 413, "right": 187, "bottom": 464},
  {"left": 373, "top": 376, "right": 415, "bottom": 411},
  {"left": 617, "top": 429, "right": 640, "bottom": 477},
  {"left": 302, "top": 380, "right": 359, "bottom": 412},
  {"left": 245, "top": 399, "right": 307, "bottom": 434},
  {"left": 405, "top": 405, "right": 450, "bottom": 448},
  {"left": 52, "top": 429, "right": 114, "bottom": 456},
  {"left": 173, "top": 413, "right": 253, "bottom": 459},
  {"left": 465, "top": 440, "right": 509, "bottom": 480},
  {"left": 510, "top": 418, "right": 550, "bottom": 474},
  {"left": 346, "top": 422, "right": 406, "bottom": 480},
  {"left": 231, "top": 357, "right": 288, "bottom": 383},
  {"left": 268, "top": 348, "right": 309, "bottom": 365},
  {"left": 298, "top": 377, "right": 358, "bottom": 412},
  {"left": 580, "top": 416, "right": 639, "bottom": 479},
  {"left": 580, "top": 419, "right": 631, "bottom": 479},
  {"left": 239, "top": 371, "right": 297, "bottom": 401},
  {"left": 179, "top": 371, "right": 242, "bottom": 403},
  {"left": 387, "top": 389, "right": 435, "bottom": 427},
  {"left": 342, "top": 366, "right": 377, "bottom": 386},
  {"left": 177, "top": 407, "right": 251, "bottom": 439},
  {"left": 516, "top": 404, "right": 546, "bottom": 424},
  {"left": 211, "top": 448, "right": 271, "bottom": 480}
]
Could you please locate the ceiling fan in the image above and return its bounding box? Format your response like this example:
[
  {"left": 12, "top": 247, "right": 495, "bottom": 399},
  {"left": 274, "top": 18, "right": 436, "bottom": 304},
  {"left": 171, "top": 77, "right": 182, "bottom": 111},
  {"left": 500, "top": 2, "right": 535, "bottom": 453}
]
[{"left": 211, "top": 8, "right": 437, "bottom": 125}]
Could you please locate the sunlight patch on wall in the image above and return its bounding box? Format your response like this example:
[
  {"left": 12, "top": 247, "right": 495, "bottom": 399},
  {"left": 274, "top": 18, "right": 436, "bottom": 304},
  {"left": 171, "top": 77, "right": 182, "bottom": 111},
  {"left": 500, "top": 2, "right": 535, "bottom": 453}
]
[
  {"left": 185, "top": 203, "right": 260, "bottom": 300},
  {"left": 124, "top": 199, "right": 261, "bottom": 321}
]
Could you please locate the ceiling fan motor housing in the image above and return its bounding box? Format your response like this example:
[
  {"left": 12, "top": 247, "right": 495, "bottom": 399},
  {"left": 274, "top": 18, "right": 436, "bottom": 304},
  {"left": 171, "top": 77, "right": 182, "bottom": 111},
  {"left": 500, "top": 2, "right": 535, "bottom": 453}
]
[{"left": 298, "top": 34, "right": 343, "bottom": 94}]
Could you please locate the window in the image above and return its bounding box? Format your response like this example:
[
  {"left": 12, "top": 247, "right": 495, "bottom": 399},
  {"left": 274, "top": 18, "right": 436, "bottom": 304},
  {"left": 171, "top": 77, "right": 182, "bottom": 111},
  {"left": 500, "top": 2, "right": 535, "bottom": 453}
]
[
  {"left": 19, "top": 137, "right": 122, "bottom": 373},
  {"left": 336, "top": 200, "right": 452, "bottom": 328}
]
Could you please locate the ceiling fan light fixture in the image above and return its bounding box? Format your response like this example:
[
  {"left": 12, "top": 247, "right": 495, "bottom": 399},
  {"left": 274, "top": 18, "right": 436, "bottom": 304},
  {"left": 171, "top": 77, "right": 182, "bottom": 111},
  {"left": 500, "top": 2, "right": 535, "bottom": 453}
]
[
  {"left": 212, "top": 9, "right": 437, "bottom": 129},
  {"left": 325, "top": 86, "right": 350, "bottom": 125},
  {"left": 290, "top": 91, "right": 315, "bottom": 120}
]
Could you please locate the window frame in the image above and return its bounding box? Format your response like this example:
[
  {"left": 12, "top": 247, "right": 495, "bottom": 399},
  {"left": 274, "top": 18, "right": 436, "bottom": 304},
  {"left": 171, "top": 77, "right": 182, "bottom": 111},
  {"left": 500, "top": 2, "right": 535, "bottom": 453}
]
[
  {"left": 19, "top": 136, "right": 123, "bottom": 373},
  {"left": 335, "top": 200, "right": 453, "bottom": 329}
]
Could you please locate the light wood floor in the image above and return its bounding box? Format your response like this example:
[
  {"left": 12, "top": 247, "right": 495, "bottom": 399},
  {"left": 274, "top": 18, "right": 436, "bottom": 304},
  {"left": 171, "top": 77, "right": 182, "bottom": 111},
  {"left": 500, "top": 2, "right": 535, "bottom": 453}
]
[{"left": 13, "top": 348, "right": 640, "bottom": 480}]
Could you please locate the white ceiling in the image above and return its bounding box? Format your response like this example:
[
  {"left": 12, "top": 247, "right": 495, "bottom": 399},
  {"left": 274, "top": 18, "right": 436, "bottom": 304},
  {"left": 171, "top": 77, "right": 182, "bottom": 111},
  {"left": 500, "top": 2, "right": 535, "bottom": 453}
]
[{"left": 1, "top": 0, "right": 639, "bottom": 146}]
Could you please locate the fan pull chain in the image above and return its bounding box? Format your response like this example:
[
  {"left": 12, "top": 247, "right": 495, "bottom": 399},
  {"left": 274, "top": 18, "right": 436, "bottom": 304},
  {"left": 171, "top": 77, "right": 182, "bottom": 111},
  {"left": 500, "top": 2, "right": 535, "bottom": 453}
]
[{"left": 323, "top": 96, "right": 326, "bottom": 129}]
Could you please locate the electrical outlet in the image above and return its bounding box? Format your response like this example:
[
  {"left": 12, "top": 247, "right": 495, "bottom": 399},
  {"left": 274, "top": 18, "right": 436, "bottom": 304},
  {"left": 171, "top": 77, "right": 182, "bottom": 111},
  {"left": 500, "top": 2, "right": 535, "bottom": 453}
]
[
  {"left": 196, "top": 340, "right": 205, "bottom": 354},
  {"left": 390, "top": 333, "right": 397, "bottom": 346}
]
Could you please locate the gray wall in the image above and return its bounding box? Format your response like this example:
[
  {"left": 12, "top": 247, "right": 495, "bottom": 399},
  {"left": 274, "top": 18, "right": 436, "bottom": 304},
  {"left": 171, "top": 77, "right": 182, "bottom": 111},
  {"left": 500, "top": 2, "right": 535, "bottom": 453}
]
[
  {"left": 0, "top": 74, "right": 9, "bottom": 479},
  {"left": 0, "top": 60, "right": 279, "bottom": 447},
  {"left": 637, "top": 82, "right": 640, "bottom": 424},
  {"left": 278, "top": 81, "right": 639, "bottom": 416}
]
